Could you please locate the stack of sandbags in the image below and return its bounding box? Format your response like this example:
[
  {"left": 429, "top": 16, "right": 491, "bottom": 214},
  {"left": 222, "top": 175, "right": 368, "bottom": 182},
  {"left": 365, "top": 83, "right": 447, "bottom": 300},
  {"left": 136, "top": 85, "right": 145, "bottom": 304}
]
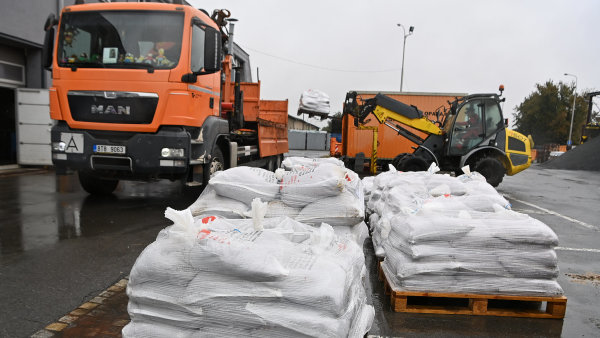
[
  {"left": 367, "top": 165, "right": 563, "bottom": 296},
  {"left": 189, "top": 159, "right": 367, "bottom": 244},
  {"left": 123, "top": 209, "right": 374, "bottom": 338},
  {"left": 367, "top": 165, "right": 510, "bottom": 257},
  {"left": 380, "top": 208, "right": 562, "bottom": 296}
]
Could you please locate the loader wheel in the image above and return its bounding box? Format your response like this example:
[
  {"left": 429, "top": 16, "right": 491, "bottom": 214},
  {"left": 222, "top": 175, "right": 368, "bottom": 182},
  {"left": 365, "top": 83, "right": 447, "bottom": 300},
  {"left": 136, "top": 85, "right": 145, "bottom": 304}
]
[
  {"left": 474, "top": 157, "right": 505, "bottom": 187},
  {"left": 391, "top": 154, "right": 407, "bottom": 171},
  {"left": 203, "top": 147, "right": 224, "bottom": 184},
  {"left": 397, "top": 155, "right": 429, "bottom": 172},
  {"left": 78, "top": 171, "right": 118, "bottom": 195}
]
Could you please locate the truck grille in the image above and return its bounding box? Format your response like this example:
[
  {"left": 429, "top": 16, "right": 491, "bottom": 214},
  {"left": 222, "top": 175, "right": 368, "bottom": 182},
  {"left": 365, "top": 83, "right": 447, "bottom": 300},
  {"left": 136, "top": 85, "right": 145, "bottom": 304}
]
[{"left": 68, "top": 91, "right": 158, "bottom": 124}]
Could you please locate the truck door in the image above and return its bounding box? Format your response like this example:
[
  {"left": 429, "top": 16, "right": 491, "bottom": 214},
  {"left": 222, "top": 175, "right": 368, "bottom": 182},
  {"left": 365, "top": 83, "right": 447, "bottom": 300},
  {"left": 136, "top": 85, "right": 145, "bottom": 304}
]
[{"left": 16, "top": 88, "right": 52, "bottom": 165}]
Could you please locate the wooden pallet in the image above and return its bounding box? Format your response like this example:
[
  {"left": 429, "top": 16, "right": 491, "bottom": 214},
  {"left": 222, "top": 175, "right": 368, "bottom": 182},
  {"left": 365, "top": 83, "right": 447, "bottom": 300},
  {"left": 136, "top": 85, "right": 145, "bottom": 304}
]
[{"left": 378, "top": 261, "right": 567, "bottom": 319}]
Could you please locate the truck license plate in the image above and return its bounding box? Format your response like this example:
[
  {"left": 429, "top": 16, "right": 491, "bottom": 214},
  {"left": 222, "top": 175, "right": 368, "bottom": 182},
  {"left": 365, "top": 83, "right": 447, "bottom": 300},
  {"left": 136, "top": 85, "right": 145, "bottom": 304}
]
[{"left": 94, "top": 144, "right": 126, "bottom": 154}]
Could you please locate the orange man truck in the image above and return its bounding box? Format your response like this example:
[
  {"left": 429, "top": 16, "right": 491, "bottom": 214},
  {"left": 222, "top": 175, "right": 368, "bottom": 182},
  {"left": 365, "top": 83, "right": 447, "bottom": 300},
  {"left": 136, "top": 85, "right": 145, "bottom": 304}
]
[{"left": 42, "top": 2, "right": 288, "bottom": 194}]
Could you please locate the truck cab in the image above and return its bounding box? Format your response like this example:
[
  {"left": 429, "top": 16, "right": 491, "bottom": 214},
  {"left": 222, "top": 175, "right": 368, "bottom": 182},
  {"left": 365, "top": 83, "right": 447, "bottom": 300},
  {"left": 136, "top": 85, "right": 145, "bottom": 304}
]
[{"left": 43, "top": 2, "right": 288, "bottom": 194}]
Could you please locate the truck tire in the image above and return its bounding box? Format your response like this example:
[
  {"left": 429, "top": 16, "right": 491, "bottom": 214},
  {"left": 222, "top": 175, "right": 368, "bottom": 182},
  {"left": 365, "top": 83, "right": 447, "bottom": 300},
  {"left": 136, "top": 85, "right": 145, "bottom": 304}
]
[
  {"left": 203, "top": 147, "right": 224, "bottom": 184},
  {"left": 78, "top": 171, "right": 119, "bottom": 195},
  {"left": 264, "top": 156, "right": 276, "bottom": 172},
  {"left": 397, "top": 154, "right": 429, "bottom": 172},
  {"left": 474, "top": 157, "right": 505, "bottom": 187}
]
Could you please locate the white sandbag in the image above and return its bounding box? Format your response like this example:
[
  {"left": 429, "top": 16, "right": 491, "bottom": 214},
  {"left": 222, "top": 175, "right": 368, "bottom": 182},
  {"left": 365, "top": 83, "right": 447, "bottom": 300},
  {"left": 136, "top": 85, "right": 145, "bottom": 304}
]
[
  {"left": 296, "top": 191, "right": 365, "bottom": 227},
  {"left": 209, "top": 167, "right": 280, "bottom": 205},
  {"left": 331, "top": 222, "right": 370, "bottom": 246},
  {"left": 299, "top": 89, "right": 330, "bottom": 114},
  {"left": 281, "top": 156, "right": 344, "bottom": 171},
  {"left": 263, "top": 200, "right": 301, "bottom": 219},
  {"left": 425, "top": 174, "right": 467, "bottom": 196},
  {"left": 361, "top": 176, "right": 375, "bottom": 202},
  {"left": 189, "top": 188, "right": 249, "bottom": 218},
  {"left": 280, "top": 163, "right": 348, "bottom": 207}
]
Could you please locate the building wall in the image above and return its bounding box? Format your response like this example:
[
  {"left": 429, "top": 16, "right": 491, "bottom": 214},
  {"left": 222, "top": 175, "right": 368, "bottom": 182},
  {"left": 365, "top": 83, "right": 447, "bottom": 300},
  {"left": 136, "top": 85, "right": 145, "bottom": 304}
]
[
  {"left": 0, "top": 0, "right": 70, "bottom": 89},
  {"left": 288, "top": 116, "right": 319, "bottom": 131}
]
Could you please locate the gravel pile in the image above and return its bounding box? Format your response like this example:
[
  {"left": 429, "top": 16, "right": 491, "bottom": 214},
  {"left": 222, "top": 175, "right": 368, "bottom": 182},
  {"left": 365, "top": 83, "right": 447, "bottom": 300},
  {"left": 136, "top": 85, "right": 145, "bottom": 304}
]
[{"left": 543, "top": 136, "right": 600, "bottom": 171}]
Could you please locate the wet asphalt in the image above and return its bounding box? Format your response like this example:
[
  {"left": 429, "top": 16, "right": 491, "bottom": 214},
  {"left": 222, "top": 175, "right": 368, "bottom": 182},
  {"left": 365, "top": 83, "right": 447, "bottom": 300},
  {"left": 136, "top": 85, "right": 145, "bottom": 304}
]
[{"left": 0, "top": 164, "right": 599, "bottom": 337}]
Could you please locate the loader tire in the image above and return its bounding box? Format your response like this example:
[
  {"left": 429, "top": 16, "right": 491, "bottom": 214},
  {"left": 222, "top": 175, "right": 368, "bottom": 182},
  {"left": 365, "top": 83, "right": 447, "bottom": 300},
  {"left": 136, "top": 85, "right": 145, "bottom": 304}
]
[
  {"left": 78, "top": 171, "right": 118, "bottom": 195},
  {"left": 203, "top": 147, "right": 225, "bottom": 184},
  {"left": 391, "top": 154, "right": 407, "bottom": 171},
  {"left": 474, "top": 157, "right": 505, "bottom": 187},
  {"left": 397, "top": 154, "right": 429, "bottom": 172}
]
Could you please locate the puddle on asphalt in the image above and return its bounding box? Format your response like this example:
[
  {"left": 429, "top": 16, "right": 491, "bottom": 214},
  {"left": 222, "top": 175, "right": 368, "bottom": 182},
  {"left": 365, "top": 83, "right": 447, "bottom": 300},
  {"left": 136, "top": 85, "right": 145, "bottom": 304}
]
[
  {"left": 0, "top": 173, "right": 199, "bottom": 256},
  {"left": 565, "top": 273, "right": 600, "bottom": 287}
]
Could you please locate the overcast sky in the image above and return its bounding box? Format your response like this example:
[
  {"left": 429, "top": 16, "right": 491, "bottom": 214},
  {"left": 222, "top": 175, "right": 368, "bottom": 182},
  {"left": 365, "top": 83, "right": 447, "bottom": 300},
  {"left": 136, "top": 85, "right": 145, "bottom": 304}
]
[{"left": 189, "top": 0, "right": 599, "bottom": 128}]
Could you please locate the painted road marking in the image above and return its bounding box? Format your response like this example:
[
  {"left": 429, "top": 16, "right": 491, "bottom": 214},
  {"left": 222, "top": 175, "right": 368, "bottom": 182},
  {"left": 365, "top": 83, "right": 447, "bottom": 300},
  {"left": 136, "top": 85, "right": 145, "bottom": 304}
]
[
  {"left": 555, "top": 247, "right": 600, "bottom": 254},
  {"left": 504, "top": 194, "right": 599, "bottom": 231}
]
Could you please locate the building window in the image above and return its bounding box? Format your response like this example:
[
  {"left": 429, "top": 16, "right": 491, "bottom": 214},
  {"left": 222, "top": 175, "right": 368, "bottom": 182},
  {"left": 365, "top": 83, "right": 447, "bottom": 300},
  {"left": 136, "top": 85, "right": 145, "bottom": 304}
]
[{"left": 0, "top": 61, "right": 25, "bottom": 85}]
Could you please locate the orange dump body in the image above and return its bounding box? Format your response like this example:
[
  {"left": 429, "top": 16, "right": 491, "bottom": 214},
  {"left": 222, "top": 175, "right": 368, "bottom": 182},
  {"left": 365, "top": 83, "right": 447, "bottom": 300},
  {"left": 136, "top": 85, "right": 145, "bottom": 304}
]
[{"left": 342, "top": 91, "right": 465, "bottom": 160}]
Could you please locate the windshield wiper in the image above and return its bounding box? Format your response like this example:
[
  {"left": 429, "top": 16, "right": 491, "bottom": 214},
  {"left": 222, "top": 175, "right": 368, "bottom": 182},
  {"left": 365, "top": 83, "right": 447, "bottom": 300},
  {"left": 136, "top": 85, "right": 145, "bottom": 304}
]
[
  {"left": 124, "top": 63, "right": 155, "bottom": 73},
  {"left": 62, "top": 61, "right": 155, "bottom": 73},
  {"left": 65, "top": 60, "right": 106, "bottom": 71}
]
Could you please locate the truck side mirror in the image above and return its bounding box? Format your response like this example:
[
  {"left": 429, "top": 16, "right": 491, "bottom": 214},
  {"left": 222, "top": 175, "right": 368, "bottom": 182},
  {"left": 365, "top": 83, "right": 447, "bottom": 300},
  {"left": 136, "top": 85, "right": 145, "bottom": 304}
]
[
  {"left": 504, "top": 118, "right": 509, "bottom": 127},
  {"left": 42, "top": 13, "right": 58, "bottom": 70},
  {"left": 203, "top": 26, "right": 222, "bottom": 74},
  {"left": 42, "top": 27, "right": 55, "bottom": 70}
]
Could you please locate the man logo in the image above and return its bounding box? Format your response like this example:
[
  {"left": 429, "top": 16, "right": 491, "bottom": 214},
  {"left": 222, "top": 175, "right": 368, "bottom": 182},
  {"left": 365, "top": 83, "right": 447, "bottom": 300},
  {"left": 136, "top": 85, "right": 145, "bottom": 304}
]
[{"left": 91, "top": 105, "right": 131, "bottom": 115}]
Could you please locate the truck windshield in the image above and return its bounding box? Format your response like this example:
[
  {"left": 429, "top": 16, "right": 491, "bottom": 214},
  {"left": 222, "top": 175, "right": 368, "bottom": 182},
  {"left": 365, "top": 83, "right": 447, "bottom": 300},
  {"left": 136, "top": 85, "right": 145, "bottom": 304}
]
[{"left": 57, "top": 11, "right": 184, "bottom": 69}]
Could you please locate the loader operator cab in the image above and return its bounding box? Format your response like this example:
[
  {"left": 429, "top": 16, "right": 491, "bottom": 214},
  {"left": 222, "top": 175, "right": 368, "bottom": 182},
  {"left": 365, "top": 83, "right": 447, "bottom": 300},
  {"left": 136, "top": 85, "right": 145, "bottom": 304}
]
[{"left": 447, "top": 96, "right": 504, "bottom": 156}]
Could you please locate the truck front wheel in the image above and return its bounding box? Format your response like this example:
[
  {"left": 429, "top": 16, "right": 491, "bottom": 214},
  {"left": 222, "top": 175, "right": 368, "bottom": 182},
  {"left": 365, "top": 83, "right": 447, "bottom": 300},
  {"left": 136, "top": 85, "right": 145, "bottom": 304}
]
[
  {"left": 78, "top": 171, "right": 119, "bottom": 195},
  {"left": 474, "top": 157, "right": 505, "bottom": 187},
  {"left": 203, "top": 147, "right": 224, "bottom": 184}
]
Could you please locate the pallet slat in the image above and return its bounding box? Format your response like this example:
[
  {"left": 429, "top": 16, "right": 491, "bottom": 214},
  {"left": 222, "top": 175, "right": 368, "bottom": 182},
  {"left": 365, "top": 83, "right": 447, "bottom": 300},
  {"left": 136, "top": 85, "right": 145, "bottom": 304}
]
[{"left": 379, "top": 261, "right": 567, "bottom": 319}]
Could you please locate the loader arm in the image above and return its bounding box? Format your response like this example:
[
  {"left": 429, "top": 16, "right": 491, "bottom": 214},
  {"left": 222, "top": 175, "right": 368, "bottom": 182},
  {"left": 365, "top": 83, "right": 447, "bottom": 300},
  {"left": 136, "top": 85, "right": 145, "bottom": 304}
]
[{"left": 344, "top": 92, "right": 442, "bottom": 146}]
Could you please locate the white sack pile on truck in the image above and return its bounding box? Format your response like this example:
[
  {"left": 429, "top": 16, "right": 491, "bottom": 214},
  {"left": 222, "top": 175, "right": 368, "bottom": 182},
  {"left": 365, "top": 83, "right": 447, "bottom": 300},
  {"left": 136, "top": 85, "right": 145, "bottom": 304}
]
[
  {"left": 366, "top": 164, "right": 563, "bottom": 296},
  {"left": 124, "top": 157, "right": 374, "bottom": 337},
  {"left": 298, "top": 89, "right": 331, "bottom": 117}
]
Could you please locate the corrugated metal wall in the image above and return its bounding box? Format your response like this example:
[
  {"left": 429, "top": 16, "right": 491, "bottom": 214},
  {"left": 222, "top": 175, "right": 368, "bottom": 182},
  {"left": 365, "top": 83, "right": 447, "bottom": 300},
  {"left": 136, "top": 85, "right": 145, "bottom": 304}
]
[{"left": 288, "top": 130, "right": 330, "bottom": 150}]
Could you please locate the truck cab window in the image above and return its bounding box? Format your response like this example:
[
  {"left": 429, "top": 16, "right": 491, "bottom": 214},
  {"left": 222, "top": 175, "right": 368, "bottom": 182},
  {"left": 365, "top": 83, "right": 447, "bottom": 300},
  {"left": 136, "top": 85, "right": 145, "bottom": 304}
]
[
  {"left": 190, "top": 24, "right": 205, "bottom": 73},
  {"left": 57, "top": 11, "right": 183, "bottom": 69}
]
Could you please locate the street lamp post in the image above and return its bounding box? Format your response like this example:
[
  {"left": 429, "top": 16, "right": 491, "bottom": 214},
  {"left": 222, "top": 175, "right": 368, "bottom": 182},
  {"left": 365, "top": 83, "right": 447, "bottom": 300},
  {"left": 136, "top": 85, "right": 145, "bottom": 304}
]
[
  {"left": 397, "top": 24, "right": 414, "bottom": 92},
  {"left": 564, "top": 73, "right": 577, "bottom": 148}
]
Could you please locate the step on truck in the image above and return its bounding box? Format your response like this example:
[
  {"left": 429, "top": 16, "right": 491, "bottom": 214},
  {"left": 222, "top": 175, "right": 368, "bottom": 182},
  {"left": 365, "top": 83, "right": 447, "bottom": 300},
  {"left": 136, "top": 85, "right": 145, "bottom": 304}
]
[{"left": 43, "top": 1, "right": 288, "bottom": 194}]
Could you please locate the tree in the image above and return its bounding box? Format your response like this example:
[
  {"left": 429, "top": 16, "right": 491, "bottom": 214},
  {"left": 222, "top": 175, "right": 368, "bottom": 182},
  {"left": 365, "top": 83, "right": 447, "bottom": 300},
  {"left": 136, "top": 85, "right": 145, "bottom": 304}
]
[
  {"left": 321, "top": 112, "right": 342, "bottom": 133},
  {"left": 514, "top": 80, "right": 589, "bottom": 145}
]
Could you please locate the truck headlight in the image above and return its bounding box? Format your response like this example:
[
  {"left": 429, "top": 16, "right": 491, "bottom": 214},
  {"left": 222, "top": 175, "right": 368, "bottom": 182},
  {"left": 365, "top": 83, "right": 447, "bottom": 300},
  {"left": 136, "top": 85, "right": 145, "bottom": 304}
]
[
  {"left": 52, "top": 142, "right": 66, "bottom": 152},
  {"left": 161, "top": 148, "right": 184, "bottom": 158}
]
